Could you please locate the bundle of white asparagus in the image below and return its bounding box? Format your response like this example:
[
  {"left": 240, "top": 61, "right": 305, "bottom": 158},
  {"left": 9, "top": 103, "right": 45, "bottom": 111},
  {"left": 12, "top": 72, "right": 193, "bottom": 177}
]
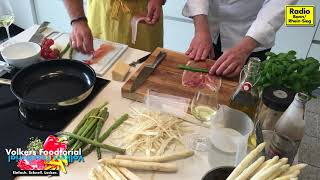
[
  {"left": 89, "top": 150, "right": 194, "bottom": 180},
  {"left": 227, "top": 143, "right": 307, "bottom": 180},
  {"left": 110, "top": 107, "right": 193, "bottom": 156}
]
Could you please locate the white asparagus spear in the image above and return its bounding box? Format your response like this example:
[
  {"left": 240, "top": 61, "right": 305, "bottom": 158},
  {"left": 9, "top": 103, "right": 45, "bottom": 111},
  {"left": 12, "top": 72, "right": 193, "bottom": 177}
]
[
  {"left": 253, "top": 156, "right": 279, "bottom": 176},
  {"left": 226, "top": 142, "right": 266, "bottom": 180},
  {"left": 289, "top": 178, "right": 298, "bottom": 180},
  {"left": 251, "top": 159, "right": 288, "bottom": 180},
  {"left": 97, "top": 165, "right": 114, "bottom": 180},
  {"left": 118, "top": 167, "right": 142, "bottom": 180},
  {"left": 115, "top": 150, "right": 194, "bottom": 162},
  {"left": 100, "top": 159, "right": 178, "bottom": 172},
  {"left": 281, "top": 163, "right": 307, "bottom": 176},
  {"left": 88, "top": 168, "right": 98, "bottom": 180},
  {"left": 274, "top": 170, "right": 300, "bottom": 180},
  {"left": 267, "top": 164, "right": 290, "bottom": 180},
  {"left": 92, "top": 168, "right": 104, "bottom": 180},
  {"left": 110, "top": 166, "right": 128, "bottom": 180},
  {"left": 104, "top": 165, "right": 122, "bottom": 180},
  {"left": 278, "top": 157, "right": 288, "bottom": 164},
  {"left": 235, "top": 156, "right": 265, "bottom": 180}
]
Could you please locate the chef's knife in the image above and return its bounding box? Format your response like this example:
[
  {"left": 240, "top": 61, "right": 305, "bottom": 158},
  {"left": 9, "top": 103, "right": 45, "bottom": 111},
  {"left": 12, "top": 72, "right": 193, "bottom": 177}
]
[
  {"left": 129, "top": 54, "right": 151, "bottom": 67},
  {"left": 29, "top": 21, "right": 50, "bottom": 44},
  {"left": 130, "top": 51, "right": 167, "bottom": 92}
]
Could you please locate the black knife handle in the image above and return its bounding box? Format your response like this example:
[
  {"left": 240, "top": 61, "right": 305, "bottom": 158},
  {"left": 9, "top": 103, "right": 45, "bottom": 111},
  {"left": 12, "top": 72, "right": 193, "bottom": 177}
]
[{"left": 152, "top": 51, "right": 167, "bottom": 68}]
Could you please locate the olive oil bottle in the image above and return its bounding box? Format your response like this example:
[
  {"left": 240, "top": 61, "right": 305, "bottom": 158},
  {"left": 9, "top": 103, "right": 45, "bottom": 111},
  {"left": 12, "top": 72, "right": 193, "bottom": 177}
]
[{"left": 230, "top": 58, "right": 261, "bottom": 147}]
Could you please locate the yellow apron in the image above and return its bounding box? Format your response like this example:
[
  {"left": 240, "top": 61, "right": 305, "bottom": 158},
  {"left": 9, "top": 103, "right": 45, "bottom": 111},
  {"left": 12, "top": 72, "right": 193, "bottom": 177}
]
[{"left": 87, "top": 0, "right": 163, "bottom": 52}]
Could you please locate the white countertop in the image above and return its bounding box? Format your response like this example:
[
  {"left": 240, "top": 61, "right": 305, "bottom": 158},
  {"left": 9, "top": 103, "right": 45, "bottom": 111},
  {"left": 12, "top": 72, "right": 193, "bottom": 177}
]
[{"left": 3, "top": 25, "right": 233, "bottom": 180}]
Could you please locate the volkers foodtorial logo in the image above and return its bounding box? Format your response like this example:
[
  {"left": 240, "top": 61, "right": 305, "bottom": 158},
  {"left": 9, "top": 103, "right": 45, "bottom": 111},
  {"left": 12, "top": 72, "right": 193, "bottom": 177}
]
[
  {"left": 5, "top": 136, "right": 84, "bottom": 176},
  {"left": 285, "top": 5, "right": 315, "bottom": 26}
]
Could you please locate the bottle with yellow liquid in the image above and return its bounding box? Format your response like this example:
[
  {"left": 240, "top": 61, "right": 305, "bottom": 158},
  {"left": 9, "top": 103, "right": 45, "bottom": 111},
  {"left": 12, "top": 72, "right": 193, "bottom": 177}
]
[{"left": 229, "top": 58, "right": 261, "bottom": 148}]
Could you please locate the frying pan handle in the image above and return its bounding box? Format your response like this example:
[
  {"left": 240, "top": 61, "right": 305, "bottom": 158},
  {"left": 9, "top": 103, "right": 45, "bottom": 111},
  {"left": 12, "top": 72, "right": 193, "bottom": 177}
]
[
  {"left": 0, "top": 78, "right": 11, "bottom": 85},
  {"left": 152, "top": 51, "right": 167, "bottom": 68}
]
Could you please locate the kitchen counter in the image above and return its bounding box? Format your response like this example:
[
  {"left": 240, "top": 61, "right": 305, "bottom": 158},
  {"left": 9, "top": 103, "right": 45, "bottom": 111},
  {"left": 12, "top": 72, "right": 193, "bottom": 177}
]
[{"left": 4, "top": 25, "right": 223, "bottom": 180}]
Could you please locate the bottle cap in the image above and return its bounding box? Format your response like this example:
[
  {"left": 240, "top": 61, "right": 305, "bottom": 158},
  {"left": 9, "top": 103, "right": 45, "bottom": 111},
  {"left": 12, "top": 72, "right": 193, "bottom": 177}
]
[
  {"left": 295, "top": 93, "right": 309, "bottom": 105},
  {"left": 262, "top": 86, "right": 295, "bottom": 112}
]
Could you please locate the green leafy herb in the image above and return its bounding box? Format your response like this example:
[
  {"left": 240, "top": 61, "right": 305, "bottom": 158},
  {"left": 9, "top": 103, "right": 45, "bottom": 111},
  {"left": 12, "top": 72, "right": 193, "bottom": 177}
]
[{"left": 256, "top": 51, "right": 320, "bottom": 95}]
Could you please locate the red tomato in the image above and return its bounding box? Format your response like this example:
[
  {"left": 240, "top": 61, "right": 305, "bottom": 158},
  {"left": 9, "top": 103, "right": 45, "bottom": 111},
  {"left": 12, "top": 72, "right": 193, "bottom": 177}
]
[
  {"left": 45, "top": 39, "right": 54, "bottom": 47},
  {"left": 41, "top": 37, "right": 48, "bottom": 46}
]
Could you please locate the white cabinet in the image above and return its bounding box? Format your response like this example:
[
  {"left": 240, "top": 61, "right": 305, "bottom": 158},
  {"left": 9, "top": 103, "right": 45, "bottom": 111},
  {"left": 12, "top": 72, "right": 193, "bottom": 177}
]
[
  {"left": 10, "top": 0, "right": 36, "bottom": 29},
  {"left": 163, "top": 0, "right": 194, "bottom": 53},
  {"left": 33, "top": 0, "right": 73, "bottom": 33},
  {"left": 164, "top": 19, "right": 194, "bottom": 53}
]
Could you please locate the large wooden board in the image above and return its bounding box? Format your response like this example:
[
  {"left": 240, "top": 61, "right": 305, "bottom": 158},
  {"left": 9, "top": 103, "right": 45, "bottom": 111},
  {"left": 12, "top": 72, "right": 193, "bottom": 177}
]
[{"left": 121, "top": 48, "right": 238, "bottom": 105}]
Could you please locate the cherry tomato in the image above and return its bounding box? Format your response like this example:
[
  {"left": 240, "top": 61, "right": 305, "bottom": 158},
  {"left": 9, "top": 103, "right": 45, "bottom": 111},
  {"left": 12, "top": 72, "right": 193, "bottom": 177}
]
[
  {"left": 53, "top": 49, "right": 60, "bottom": 56},
  {"left": 45, "top": 39, "right": 54, "bottom": 47},
  {"left": 41, "top": 37, "right": 48, "bottom": 46}
]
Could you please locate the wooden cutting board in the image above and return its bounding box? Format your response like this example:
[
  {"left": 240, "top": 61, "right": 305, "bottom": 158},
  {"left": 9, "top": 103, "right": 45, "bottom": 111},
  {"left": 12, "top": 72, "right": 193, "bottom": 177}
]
[{"left": 121, "top": 48, "right": 238, "bottom": 105}]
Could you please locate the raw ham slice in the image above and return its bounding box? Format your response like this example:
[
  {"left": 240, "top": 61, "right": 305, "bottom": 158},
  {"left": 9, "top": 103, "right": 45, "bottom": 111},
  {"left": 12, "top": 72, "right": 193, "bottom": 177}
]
[
  {"left": 182, "top": 61, "right": 221, "bottom": 90},
  {"left": 85, "top": 43, "right": 114, "bottom": 64},
  {"left": 131, "top": 15, "right": 146, "bottom": 44}
]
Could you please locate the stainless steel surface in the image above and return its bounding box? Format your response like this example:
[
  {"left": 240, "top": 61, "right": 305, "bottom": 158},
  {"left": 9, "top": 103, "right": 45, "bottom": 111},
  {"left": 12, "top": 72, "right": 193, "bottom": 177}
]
[
  {"left": 130, "top": 51, "right": 167, "bottom": 92},
  {"left": 28, "top": 21, "right": 50, "bottom": 44},
  {"left": 0, "top": 78, "right": 11, "bottom": 85}
]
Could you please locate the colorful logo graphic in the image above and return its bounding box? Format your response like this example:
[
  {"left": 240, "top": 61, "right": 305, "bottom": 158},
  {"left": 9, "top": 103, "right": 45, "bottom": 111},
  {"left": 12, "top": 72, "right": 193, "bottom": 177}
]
[{"left": 6, "top": 135, "right": 84, "bottom": 175}]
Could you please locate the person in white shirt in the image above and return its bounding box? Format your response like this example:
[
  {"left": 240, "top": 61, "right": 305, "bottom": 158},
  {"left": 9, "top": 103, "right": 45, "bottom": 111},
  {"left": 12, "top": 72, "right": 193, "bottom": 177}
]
[{"left": 183, "top": 0, "right": 298, "bottom": 77}]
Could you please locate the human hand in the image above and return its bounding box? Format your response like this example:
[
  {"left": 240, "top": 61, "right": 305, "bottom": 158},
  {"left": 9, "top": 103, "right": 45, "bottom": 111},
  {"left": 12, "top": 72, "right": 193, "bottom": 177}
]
[
  {"left": 209, "top": 36, "right": 258, "bottom": 77},
  {"left": 185, "top": 31, "right": 214, "bottom": 61},
  {"left": 70, "top": 20, "right": 94, "bottom": 54},
  {"left": 146, "top": 0, "right": 163, "bottom": 25}
]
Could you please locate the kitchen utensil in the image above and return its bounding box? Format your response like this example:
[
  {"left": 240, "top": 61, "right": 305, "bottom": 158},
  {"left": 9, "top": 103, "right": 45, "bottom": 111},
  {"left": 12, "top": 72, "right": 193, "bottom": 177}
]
[
  {"left": 122, "top": 48, "right": 238, "bottom": 105},
  {"left": 130, "top": 51, "right": 166, "bottom": 92},
  {"left": 28, "top": 21, "right": 50, "bottom": 44},
  {"left": 202, "top": 167, "right": 235, "bottom": 180},
  {"left": 1, "top": 42, "right": 41, "bottom": 68},
  {"left": 129, "top": 54, "right": 150, "bottom": 67},
  {"left": 208, "top": 105, "right": 254, "bottom": 167},
  {"left": 0, "top": 60, "right": 96, "bottom": 111}
]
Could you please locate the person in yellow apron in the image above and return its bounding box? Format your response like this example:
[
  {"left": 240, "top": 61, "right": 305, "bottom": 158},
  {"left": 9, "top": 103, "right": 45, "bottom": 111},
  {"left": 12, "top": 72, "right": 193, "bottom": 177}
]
[{"left": 64, "top": 0, "right": 164, "bottom": 53}]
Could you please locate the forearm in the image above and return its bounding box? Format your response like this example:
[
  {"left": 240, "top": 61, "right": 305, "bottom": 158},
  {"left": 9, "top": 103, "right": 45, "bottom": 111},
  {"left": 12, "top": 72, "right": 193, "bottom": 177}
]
[
  {"left": 236, "top": 36, "right": 258, "bottom": 54},
  {"left": 246, "top": 0, "right": 298, "bottom": 46},
  {"left": 193, "top": 15, "right": 210, "bottom": 34},
  {"left": 64, "top": 0, "right": 85, "bottom": 20}
]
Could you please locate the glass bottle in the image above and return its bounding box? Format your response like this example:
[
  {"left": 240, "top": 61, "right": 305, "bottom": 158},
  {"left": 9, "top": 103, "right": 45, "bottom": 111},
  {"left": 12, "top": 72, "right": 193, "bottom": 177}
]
[
  {"left": 229, "top": 58, "right": 261, "bottom": 148},
  {"left": 274, "top": 93, "right": 309, "bottom": 144},
  {"left": 230, "top": 57, "right": 261, "bottom": 121}
]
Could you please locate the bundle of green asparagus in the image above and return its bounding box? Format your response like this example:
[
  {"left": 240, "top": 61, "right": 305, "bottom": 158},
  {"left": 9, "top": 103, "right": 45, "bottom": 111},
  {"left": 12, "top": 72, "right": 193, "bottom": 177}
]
[{"left": 57, "top": 102, "right": 129, "bottom": 159}]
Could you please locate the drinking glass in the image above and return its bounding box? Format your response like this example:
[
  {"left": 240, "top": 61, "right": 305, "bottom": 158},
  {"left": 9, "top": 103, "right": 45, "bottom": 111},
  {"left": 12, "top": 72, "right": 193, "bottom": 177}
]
[
  {"left": 191, "top": 89, "right": 218, "bottom": 121},
  {"left": 0, "top": 0, "right": 15, "bottom": 40}
]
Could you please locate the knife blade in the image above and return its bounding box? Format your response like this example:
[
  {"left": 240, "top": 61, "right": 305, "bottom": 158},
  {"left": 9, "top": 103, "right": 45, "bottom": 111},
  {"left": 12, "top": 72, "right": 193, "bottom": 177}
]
[
  {"left": 29, "top": 21, "right": 50, "bottom": 44},
  {"left": 130, "top": 51, "right": 167, "bottom": 92},
  {"left": 129, "top": 54, "right": 151, "bottom": 67}
]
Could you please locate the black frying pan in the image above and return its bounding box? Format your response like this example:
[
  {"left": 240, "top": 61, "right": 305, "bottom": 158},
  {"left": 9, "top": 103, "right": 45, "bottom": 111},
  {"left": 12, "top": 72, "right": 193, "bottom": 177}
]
[{"left": 0, "top": 60, "right": 96, "bottom": 111}]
